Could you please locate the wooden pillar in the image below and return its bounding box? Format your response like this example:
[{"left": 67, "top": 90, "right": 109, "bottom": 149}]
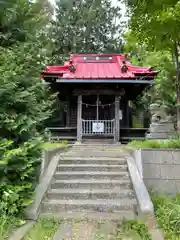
[
  {"left": 126, "top": 100, "right": 130, "bottom": 128},
  {"left": 66, "top": 100, "right": 70, "bottom": 127},
  {"left": 114, "top": 96, "right": 120, "bottom": 143},
  {"left": 77, "top": 95, "right": 82, "bottom": 142}
]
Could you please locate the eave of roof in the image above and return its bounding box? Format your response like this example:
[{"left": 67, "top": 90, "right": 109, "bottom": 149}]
[{"left": 55, "top": 79, "right": 154, "bottom": 84}]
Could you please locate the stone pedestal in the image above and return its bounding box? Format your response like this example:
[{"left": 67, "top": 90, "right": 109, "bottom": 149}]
[
  {"left": 146, "top": 122, "right": 175, "bottom": 139},
  {"left": 146, "top": 103, "right": 175, "bottom": 140}
]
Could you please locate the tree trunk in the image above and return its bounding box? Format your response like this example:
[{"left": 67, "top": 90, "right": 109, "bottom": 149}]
[
  {"left": 177, "top": 86, "right": 180, "bottom": 131},
  {"left": 173, "top": 42, "right": 180, "bottom": 131}
]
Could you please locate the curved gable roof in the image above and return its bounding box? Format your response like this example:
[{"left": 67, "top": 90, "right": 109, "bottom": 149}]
[{"left": 42, "top": 54, "right": 158, "bottom": 81}]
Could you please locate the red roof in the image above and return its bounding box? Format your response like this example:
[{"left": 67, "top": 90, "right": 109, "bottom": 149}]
[{"left": 42, "top": 54, "right": 158, "bottom": 80}]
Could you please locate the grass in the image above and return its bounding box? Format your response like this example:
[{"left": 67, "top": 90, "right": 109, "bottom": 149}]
[
  {"left": 93, "top": 219, "right": 151, "bottom": 240},
  {"left": 41, "top": 140, "right": 68, "bottom": 150},
  {"left": 114, "top": 220, "right": 152, "bottom": 240},
  {"left": 23, "top": 218, "right": 61, "bottom": 240},
  {"left": 127, "top": 138, "right": 180, "bottom": 149},
  {"left": 93, "top": 193, "right": 180, "bottom": 240},
  {"left": 152, "top": 193, "right": 180, "bottom": 240},
  {"left": 0, "top": 215, "right": 26, "bottom": 240}
]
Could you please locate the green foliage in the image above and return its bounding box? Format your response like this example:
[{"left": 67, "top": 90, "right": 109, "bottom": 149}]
[
  {"left": 124, "top": 32, "right": 176, "bottom": 114},
  {"left": 24, "top": 218, "right": 61, "bottom": 240},
  {"left": 0, "top": 139, "right": 42, "bottom": 215},
  {"left": 0, "top": 0, "right": 52, "bottom": 47},
  {"left": 42, "top": 141, "right": 67, "bottom": 150},
  {"left": 124, "top": 0, "right": 180, "bottom": 128},
  {"left": 115, "top": 220, "right": 151, "bottom": 240},
  {"left": 125, "top": 0, "right": 180, "bottom": 50},
  {"left": 128, "top": 138, "right": 180, "bottom": 149},
  {"left": 0, "top": 0, "right": 54, "bottom": 215},
  {"left": 141, "top": 51, "right": 176, "bottom": 115},
  {"left": 152, "top": 193, "right": 180, "bottom": 239},
  {"left": 51, "top": 0, "right": 123, "bottom": 64},
  {"left": 0, "top": 46, "right": 54, "bottom": 144},
  {"left": 0, "top": 215, "right": 25, "bottom": 239}
]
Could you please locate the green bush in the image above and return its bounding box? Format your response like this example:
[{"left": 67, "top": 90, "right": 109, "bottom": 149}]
[
  {"left": 127, "top": 138, "right": 180, "bottom": 149},
  {"left": 0, "top": 139, "right": 42, "bottom": 215},
  {"left": 0, "top": 1, "right": 55, "bottom": 216},
  {"left": 152, "top": 193, "right": 180, "bottom": 239}
]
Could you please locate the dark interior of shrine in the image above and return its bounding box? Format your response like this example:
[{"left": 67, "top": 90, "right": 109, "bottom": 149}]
[{"left": 82, "top": 95, "right": 115, "bottom": 120}]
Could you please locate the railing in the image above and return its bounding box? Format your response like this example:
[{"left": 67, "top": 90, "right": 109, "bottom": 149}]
[{"left": 82, "top": 119, "right": 115, "bottom": 136}]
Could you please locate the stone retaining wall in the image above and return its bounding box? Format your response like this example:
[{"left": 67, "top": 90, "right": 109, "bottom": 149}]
[
  {"left": 41, "top": 146, "right": 68, "bottom": 178},
  {"left": 134, "top": 149, "right": 180, "bottom": 195}
]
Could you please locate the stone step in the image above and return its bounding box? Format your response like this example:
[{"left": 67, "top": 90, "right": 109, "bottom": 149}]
[
  {"left": 59, "top": 157, "right": 127, "bottom": 165},
  {"left": 69, "top": 145, "right": 125, "bottom": 150},
  {"left": 41, "top": 210, "right": 136, "bottom": 221},
  {"left": 42, "top": 199, "right": 137, "bottom": 213},
  {"left": 53, "top": 171, "right": 129, "bottom": 180},
  {"left": 56, "top": 164, "right": 127, "bottom": 172},
  {"left": 68, "top": 145, "right": 125, "bottom": 149},
  {"left": 64, "top": 152, "right": 127, "bottom": 158},
  {"left": 70, "top": 144, "right": 117, "bottom": 146},
  {"left": 72, "top": 150, "right": 126, "bottom": 155},
  {"left": 46, "top": 188, "right": 135, "bottom": 200},
  {"left": 51, "top": 179, "right": 132, "bottom": 189},
  {"left": 72, "top": 143, "right": 120, "bottom": 147},
  {"left": 71, "top": 146, "right": 118, "bottom": 149}
]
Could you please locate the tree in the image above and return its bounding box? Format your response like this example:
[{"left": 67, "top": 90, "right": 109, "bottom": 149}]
[
  {"left": 0, "top": 0, "right": 52, "bottom": 47},
  {"left": 51, "top": 0, "right": 123, "bottom": 64},
  {"left": 0, "top": 0, "right": 54, "bottom": 214},
  {"left": 125, "top": 0, "right": 180, "bottom": 130},
  {"left": 123, "top": 32, "right": 176, "bottom": 115}
]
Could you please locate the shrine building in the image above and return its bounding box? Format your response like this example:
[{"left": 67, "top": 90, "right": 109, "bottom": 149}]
[{"left": 41, "top": 54, "right": 158, "bottom": 143}]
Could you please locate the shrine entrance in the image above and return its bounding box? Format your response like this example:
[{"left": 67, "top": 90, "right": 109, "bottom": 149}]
[
  {"left": 77, "top": 93, "right": 120, "bottom": 143},
  {"left": 82, "top": 95, "right": 115, "bottom": 137}
]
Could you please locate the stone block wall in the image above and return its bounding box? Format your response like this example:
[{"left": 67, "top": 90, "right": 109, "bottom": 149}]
[{"left": 135, "top": 149, "right": 180, "bottom": 195}]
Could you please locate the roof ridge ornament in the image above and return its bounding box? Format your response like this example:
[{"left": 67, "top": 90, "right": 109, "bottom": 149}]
[
  {"left": 68, "top": 64, "right": 76, "bottom": 73},
  {"left": 121, "top": 61, "right": 128, "bottom": 73}
]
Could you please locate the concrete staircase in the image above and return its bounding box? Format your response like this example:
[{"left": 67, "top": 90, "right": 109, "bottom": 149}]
[{"left": 41, "top": 144, "right": 138, "bottom": 220}]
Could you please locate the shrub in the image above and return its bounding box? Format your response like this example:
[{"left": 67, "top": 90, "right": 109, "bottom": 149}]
[
  {"left": 0, "top": 1, "right": 55, "bottom": 216},
  {"left": 152, "top": 193, "right": 180, "bottom": 239},
  {"left": 0, "top": 139, "right": 42, "bottom": 215}
]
